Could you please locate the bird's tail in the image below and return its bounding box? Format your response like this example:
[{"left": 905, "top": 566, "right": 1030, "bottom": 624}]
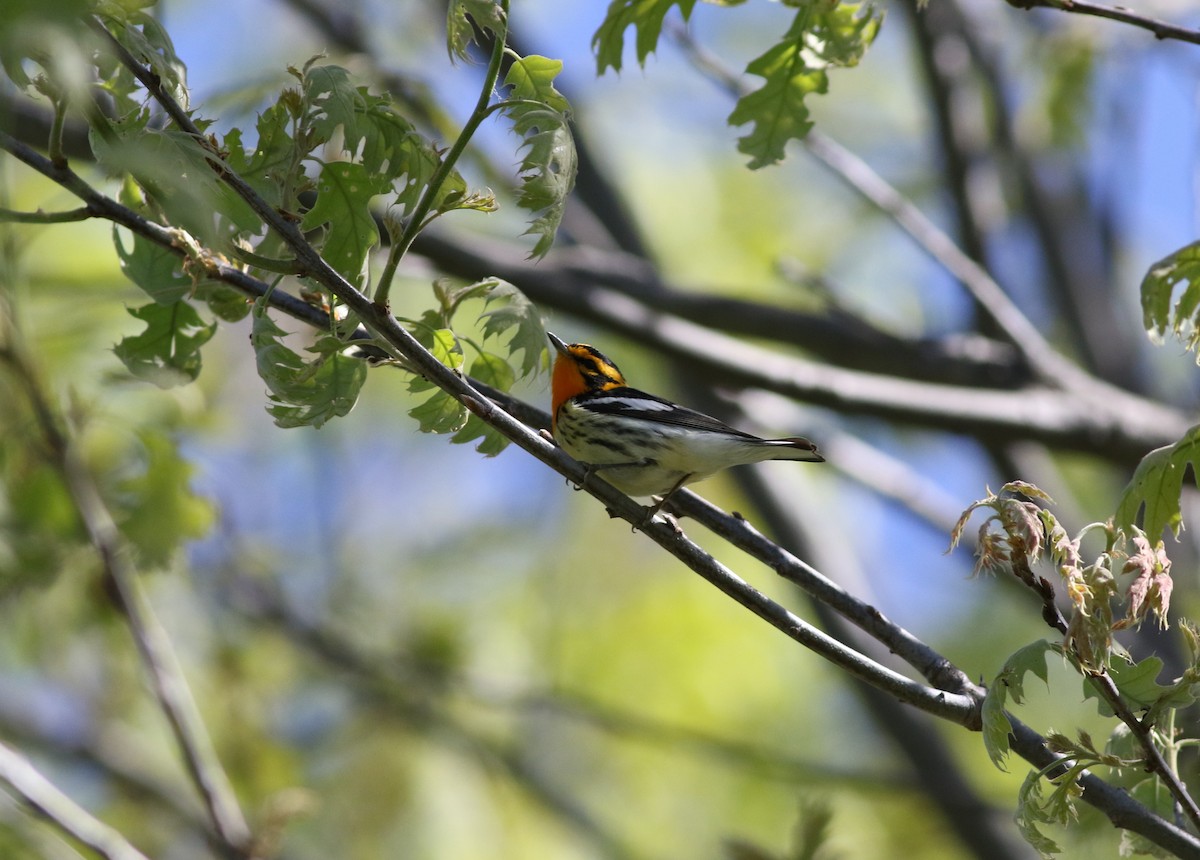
[{"left": 763, "top": 437, "right": 825, "bottom": 463}]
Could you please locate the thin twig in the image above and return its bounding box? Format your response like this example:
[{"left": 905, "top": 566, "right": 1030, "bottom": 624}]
[
  {"left": 1005, "top": 0, "right": 1200, "bottom": 45},
  {"left": 1011, "top": 556, "right": 1200, "bottom": 832},
  {"left": 0, "top": 739, "right": 152, "bottom": 860},
  {"left": 0, "top": 206, "right": 92, "bottom": 223}
]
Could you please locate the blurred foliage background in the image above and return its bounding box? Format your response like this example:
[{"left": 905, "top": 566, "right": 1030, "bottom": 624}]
[{"left": 3, "top": 0, "right": 1200, "bottom": 858}]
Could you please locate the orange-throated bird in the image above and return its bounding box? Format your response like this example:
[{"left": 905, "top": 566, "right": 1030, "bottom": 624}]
[{"left": 548, "top": 333, "right": 823, "bottom": 506}]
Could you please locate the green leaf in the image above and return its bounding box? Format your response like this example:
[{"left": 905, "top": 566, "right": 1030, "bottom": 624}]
[
  {"left": 1040, "top": 34, "right": 1094, "bottom": 149},
  {"left": 592, "top": 0, "right": 698, "bottom": 73},
  {"left": 93, "top": 123, "right": 261, "bottom": 246},
  {"left": 1015, "top": 772, "right": 1062, "bottom": 858},
  {"left": 1004, "top": 641, "right": 1053, "bottom": 703},
  {"left": 407, "top": 328, "right": 467, "bottom": 433},
  {"left": 223, "top": 103, "right": 301, "bottom": 211},
  {"left": 475, "top": 279, "right": 547, "bottom": 377},
  {"left": 1115, "top": 424, "right": 1200, "bottom": 539},
  {"left": 981, "top": 684, "right": 1013, "bottom": 770},
  {"left": 451, "top": 352, "right": 516, "bottom": 455},
  {"left": 409, "top": 388, "right": 468, "bottom": 434},
  {"left": 982, "top": 641, "right": 1053, "bottom": 770},
  {"left": 114, "top": 301, "right": 216, "bottom": 388},
  {"left": 1082, "top": 656, "right": 1170, "bottom": 717},
  {"left": 302, "top": 65, "right": 424, "bottom": 183},
  {"left": 1141, "top": 240, "right": 1200, "bottom": 354},
  {"left": 251, "top": 299, "right": 367, "bottom": 428},
  {"left": 1120, "top": 778, "right": 1178, "bottom": 858},
  {"left": 500, "top": 55, "right": 577, "bottom": 258},
  {"left": 302, "top": 65, "right": 371, "bottom": 151},
  {"left": 116, "top": 431, "right": 215, "bottom": 569},
  {"left": 300, "top": 161, "right": 389, "bottom": 287},
  {"left": 100, "top": 8, "right": 189, "bottom": 108},
  {"left": 197, "top": 283, "right": 252, "bottom": 322},
  {"left": 114, "top": 227, "right": 193, "bottom": 304},
  {"left": 0, "top": 456, "right": 80, "bottom": 594},
  {"left": 0, "top": 0, "right": 93, "bottom": 91},
  {"left": 447, "top": 0, "right": 506, "bottom": 61},
  {"left": 729, "top": 1, "right": 882, "bottom": 169}
]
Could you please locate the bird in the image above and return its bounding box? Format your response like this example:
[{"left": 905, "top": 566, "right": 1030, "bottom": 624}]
[{"left": 548, "top": 332, "right": 823, "bottom": 511}]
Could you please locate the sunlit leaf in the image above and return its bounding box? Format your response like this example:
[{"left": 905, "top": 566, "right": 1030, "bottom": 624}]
[
  {"left": 729, "top": 1, "right": 881, "bottom": 169},
  {"left": 1115, "top": 424, "right": 1200, "bottom": 539},
  {"left": 593, "top": 0, "right": 698, "bottom": 73},
  {"left": 500, "top": 55, "right": 576, "bottom": 258},
  {"left": 1141, "top": 240, "right": 1200, "bottom": 354},
  {"left": 981, "top": 685, "right": 1012, "bottom": 770},
  {"left": 447, "top": 0, "right": 506, "bottom": 61},
  {"left": 476, "top": 279, "right": 547, "bottom": 377}
]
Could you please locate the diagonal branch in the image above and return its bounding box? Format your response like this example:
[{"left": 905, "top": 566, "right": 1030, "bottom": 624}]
[
  {"left": 1004, "top": 0, "right": 1200, "bottom": 45},
  {"left": 0, "top": 739, "right": 152, "bottom": 860}
]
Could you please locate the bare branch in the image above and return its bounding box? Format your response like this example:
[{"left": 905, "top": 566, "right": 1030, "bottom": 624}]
[
  {"left": 0, "top": 206, "right": 92, "bottom": 223},
  {"left": 0, "top": 739, "right": 152, "bottom": 860},
  {"left": 1004, "top": 0, "right": 1200, "bottom": 46}
]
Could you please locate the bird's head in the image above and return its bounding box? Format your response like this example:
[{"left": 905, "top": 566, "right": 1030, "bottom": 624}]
[{"left": 548, "top": 332, "right": 627, "bottom": 416}]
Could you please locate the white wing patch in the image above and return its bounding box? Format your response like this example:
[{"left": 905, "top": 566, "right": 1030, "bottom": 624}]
[{"left": 597, "top": 396, "right": 673, "bottom": 411}]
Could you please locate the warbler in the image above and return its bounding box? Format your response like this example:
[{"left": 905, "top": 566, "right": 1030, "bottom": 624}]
[{"left": 548, "top": 333, "right": 824, "bottom": 504}]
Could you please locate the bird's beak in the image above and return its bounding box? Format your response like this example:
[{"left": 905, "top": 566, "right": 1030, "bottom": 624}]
[{"left": 547, "top": 332, "right": 569, "bottom": 355}]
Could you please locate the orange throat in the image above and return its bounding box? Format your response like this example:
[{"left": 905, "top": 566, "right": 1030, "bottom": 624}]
[{"left": 551, "top": 356, "right": 589, "bottom": 430}]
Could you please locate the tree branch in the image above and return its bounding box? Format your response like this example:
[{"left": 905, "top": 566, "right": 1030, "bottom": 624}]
[
  {"left": 0, "top": 739, "right": 152, "bottom": 860},
  {"left": 72, "top": 16, "right": 980, "bottom": 730},
  {"left": 1004, "top": 0, "right": 1200, "bottom": 46}
]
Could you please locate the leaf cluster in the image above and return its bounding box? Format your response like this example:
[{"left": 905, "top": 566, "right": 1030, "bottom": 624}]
[
  {"left": 397, "top": 278, "right": 547, "bottom": 455},
  {"left": 953, "top": 483, "right": 1200, "bottom": 857},
  {"left": 592, "top": 0, "right": 882, "bottom": 168}
]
